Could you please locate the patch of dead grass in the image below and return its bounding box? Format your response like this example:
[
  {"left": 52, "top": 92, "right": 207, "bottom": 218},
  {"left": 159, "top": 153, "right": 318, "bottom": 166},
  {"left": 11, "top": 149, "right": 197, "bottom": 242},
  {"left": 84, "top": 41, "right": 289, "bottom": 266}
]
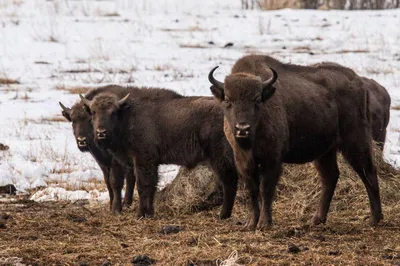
[
  {"left": 0, "top": 78, "right": 19, "bottom": 85},
  {"left": 160, "top": 26, "right": 206, "bottom": 32},
  {"left": 179, "top": 44, "right": 208, "bottom": 49},
  {"left": 56, "top": 85, "right": 91, "bottom": 94},
  {"left": 336, "top": 49, "right": 370, "bottom": 54}
]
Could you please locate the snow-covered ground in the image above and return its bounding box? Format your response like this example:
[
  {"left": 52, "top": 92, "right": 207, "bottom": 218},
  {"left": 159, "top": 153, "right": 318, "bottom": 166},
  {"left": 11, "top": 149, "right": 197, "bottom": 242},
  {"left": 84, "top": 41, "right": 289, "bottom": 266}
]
[{"left": 0, "top": 0, "right": 399, "bottom": 201}]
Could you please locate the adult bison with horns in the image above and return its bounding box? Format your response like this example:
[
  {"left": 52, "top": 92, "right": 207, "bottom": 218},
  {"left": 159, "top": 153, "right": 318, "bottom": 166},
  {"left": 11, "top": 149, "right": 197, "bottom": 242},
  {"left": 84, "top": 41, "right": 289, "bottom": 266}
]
[{"left": 208, "top": 55, "right": 384, "bottom": 230}]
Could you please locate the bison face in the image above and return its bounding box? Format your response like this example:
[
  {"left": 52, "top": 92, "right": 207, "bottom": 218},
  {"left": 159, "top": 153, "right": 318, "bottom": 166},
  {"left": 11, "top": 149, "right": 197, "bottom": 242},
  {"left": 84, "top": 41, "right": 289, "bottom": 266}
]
[
  {"left": 59, "top": 102, "right": 93, "bottom": 152},
  {"left": 80, "top": 93, "right": 130, "bottom": 148},
  {"left": 208, "top": 66, "right": 277, "bottom": 148}
]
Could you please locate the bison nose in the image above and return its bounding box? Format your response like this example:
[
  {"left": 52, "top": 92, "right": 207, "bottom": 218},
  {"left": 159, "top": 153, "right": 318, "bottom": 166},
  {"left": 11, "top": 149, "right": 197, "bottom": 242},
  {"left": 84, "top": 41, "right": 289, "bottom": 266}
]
[
  {"left": 96, "top": 128, "right": 107, "bottom": 139},
  {"left": 77, "top": 136, "right": 87, "bottom": 147},
  {"left": 235, "top": 123, "right": 251, "bottom": 138}
]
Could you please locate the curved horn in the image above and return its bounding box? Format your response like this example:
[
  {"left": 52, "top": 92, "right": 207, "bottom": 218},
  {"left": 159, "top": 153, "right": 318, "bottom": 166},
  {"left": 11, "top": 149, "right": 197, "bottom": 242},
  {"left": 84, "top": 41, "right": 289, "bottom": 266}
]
[
  {"left": 262, "top": 67, "right": 278, "bottom": 89},
  {"left": 79, "top": 94, "right": 91, "bottom": 107},
  {"left": 208, "top": 66, "right": 224, "bottom": 90},
  {"left": 117, "top": 93, "right": 130, "bottom": 107},
  {"left": 59, "top": 102, "right": 71, "bottom": 114}
]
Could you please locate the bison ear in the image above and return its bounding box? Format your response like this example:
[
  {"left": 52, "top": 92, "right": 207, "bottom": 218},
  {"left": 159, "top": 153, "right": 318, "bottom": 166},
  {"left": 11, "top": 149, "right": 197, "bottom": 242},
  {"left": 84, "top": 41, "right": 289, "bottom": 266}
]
[
  {"left": 210, "top": 85, "right": 225, "bottom": 101},
  {"left": 261, "top": 86, "right": 276, "bottom": 102},
  {"left": 82, "top": 105, "right": 91, "bottom": 115},
  {"left": 59, "top": 102, "right": 71, "bottom": 122}
]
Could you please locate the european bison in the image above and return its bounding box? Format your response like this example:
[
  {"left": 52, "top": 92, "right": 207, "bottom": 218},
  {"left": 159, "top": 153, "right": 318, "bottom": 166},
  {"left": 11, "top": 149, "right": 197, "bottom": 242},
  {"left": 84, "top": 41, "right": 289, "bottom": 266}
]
[
  {"left": 79, "top": 91, "right": 238, "bottom": 219},
  {"left": 60, "top": 85, "right": 135, "bottom": 213},
  {"left": 60, "top": 85, "right": 181, "bottom": 213},
  {"left": 311, "top": 62, "right": 390, "bottom": 150},
  {"left": 209, "top": 55, "right": 383, "bottom": 230}
]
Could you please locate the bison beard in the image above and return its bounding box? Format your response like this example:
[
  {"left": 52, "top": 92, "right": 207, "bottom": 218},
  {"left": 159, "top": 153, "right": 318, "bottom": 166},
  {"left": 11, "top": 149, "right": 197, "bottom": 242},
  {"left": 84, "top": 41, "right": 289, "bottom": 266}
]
[
  {"left": 209, "top": 55, "right": 386, "bottom": 230},
  {"left": 80, "top": 90, "right": 239, "bottom": 220}
]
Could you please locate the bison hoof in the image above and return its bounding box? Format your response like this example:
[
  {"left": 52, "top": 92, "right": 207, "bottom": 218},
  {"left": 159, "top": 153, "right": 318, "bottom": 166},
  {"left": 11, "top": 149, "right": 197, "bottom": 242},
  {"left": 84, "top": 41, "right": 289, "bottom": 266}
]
[
  {"left": 310, "top": 215, "right": 326, "bottom": 226},
  {"left": 219, "top": 211, "right": 232, "bottom": 220},
  {"left": 122, "top": 200, "right": 133, "bottom": 208},
  {"left": 241, "top": 216, "right": 258, "bottom": 231},
  {"left": 257, "top": 217, "right": 272, "bottom": 230},
  {"left": 369, "top": 213, "right": 383, "bottom": 226}
]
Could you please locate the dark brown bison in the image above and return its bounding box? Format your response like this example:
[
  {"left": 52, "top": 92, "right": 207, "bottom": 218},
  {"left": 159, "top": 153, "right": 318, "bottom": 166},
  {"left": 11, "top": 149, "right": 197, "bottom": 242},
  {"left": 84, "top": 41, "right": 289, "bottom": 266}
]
[
  {"left": 209, "top": 55, "right": 383, "bottom": 230},
  {"left": 311, "top": 62, "right": 391, "bottom": 150},
  {"left": 79, "top": 91, "right": 238, "bottom": 219},
  {"left": 60, "top": 85, "right": 135, "bottom": 213},
  {"left": 59, "top": 85, "right": 182, "bottom": 213}
]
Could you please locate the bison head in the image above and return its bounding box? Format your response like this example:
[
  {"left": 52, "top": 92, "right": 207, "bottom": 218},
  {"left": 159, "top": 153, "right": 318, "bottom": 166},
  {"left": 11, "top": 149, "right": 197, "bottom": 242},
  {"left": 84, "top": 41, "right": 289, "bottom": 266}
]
[
  {"left": 59, "top": 102, "right": 93, "bottom": 152},
  {"left": 79, "top": 93, "right": 130, "bottom": 148},
  {"left": 208, "top": 66, "right": 277, "bottom": 147}
]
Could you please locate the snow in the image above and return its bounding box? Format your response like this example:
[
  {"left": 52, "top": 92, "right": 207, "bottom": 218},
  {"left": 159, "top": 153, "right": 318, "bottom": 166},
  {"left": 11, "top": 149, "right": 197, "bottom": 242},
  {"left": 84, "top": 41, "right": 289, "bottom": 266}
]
[{"left": 0, "top": 0, "right": 399, "bottom": 201}]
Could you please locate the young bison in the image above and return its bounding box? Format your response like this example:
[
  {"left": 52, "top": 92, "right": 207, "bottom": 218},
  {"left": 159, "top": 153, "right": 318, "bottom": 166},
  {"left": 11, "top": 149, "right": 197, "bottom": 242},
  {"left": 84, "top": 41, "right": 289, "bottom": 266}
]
[
  {"left": 79, "top": 91, "right": 238, "bottom": 219},
  {"left": 209, "top": 55, "right": 383, "bottom": 230},
  {"left": 60, "top": 85, "right": 181, "bottom": 213}
]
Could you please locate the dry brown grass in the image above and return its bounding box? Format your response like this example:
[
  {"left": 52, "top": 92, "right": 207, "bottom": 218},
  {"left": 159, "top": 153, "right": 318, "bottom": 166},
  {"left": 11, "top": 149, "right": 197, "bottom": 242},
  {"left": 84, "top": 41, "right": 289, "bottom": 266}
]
[
  {"left": 160, "top": 26, "right": 206, "bottom": 32},
  {"left": 180, "top": 44, "right": 208, "bottom": 49},
  {"left": 56, "top": 85, "right": 92, "bottom": 94},
  {"left": 0, "top": 77, "right": 19, "bottom": 85},
  {"left": 1, "top": 146, "right": 399, "bottom": 265}
]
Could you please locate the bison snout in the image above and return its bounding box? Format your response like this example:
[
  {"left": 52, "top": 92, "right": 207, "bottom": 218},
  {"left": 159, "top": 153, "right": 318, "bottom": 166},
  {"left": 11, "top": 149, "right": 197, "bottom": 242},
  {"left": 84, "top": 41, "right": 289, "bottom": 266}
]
[
  {"left": 96, "top": 128, "right": 107, "bottom": 139},
  {"left": 235, "top": 123, "right": 251, "bottom": 138},
  {"left": 77, "top": 136, "right": 87, "bottom": 147}
]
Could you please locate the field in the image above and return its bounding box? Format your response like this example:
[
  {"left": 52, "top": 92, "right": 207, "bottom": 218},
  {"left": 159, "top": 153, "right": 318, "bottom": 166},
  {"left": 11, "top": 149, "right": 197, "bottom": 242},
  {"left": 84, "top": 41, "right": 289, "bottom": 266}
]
[{"left": 1, "top": 0, "right": 400, "bottom": 265}]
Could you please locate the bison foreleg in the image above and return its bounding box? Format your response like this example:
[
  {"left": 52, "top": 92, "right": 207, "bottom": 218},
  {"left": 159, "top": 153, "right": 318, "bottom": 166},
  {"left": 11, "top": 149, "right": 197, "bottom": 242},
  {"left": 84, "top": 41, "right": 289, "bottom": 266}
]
[
  {"left": 213, "top": 164, "right": 239, "bottom": 220},
  {"left": 258, "top": 163, "right": 282, "bottom": 229},
  {"left": 110, "top": 160, "right": 125, "bottom": 214},
  {"left": 100, "top": 166, "right": 113, "bottom": 212},
  {"left": 134, "top": 161, "right": 159, "bottom": 218},
  {"left": 242, "top": 169, "right": 260, "bottom": 231},
  {"left": 122, "top": 167, "right": 135, "bottom": 207}
]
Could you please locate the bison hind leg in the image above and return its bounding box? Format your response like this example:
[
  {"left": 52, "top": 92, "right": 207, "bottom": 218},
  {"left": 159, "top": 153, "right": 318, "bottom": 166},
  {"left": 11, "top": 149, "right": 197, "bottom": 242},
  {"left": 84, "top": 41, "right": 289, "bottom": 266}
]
[{"left": 311, "top": 149, "right": 339, "bottom": 226}]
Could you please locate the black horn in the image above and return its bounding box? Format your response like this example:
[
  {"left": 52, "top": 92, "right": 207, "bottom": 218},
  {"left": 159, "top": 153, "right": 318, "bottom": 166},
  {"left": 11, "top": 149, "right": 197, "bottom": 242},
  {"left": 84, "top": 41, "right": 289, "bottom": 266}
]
[
  {"left": 262, "top": 67, "right": 278, "bottom": 89},
  {"left": 59, "top": 102, "right": 71, "bottom": 114},
  {"left": 208, "top": 66, "right": 224, "bottom": 90}
]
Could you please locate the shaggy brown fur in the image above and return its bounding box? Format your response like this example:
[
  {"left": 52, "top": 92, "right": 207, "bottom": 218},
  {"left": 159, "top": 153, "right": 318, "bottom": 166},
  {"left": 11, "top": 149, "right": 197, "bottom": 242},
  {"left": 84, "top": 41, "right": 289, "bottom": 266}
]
[
  {"left": 311, "top": 62, "right": 391, "bottom": 150},
  {"left": 81, "top": 90, "right": 238, "bottom": 219},
  {"left": 60, "top": 85, "right": 181, "bottom": 213},
  {"left": 209, "top": 55, "right": 383, "bottom": 230}
]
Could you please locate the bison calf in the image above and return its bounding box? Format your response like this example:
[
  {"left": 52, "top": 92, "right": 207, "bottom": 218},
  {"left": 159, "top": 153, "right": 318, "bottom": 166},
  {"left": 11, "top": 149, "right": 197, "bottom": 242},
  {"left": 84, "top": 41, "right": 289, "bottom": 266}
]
[
  {"left": 60, "top": 85, "right": 135, "bottom": 213},
  {"left": 209, "top": 55, "right": 383, "bottom": 230},
  {"left": 80, "top": 91, "right": 238, "bottom": 219}
]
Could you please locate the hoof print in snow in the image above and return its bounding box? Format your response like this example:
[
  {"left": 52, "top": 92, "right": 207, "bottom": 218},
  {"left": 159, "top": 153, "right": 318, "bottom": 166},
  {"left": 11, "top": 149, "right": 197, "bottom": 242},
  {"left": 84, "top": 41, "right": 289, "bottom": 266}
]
[
  {"left": 0, "top": 184, "right": 16, "bottom": 195},
  {"left": 131, "top": 255, "right": 155, "bottom": 266},
  {"left": 0, "top": 143, "right": 9, "bottom": 151},
  {"left": 159, "top": 225, "right": 184, "bottom": 235}
]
